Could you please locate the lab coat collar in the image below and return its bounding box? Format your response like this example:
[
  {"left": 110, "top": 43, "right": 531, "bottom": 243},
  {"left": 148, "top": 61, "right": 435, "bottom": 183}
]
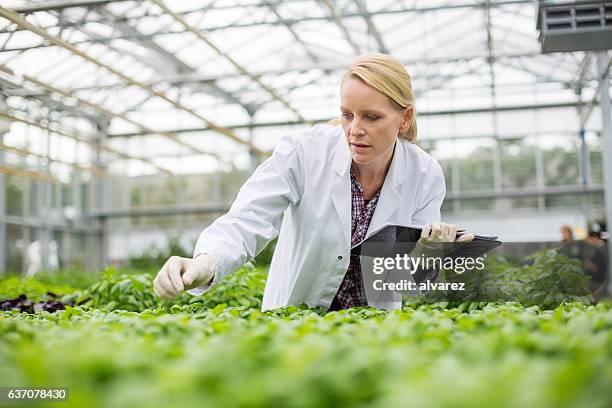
[{"left": 331, "top": 129, "right": 351, "bottom": 177}]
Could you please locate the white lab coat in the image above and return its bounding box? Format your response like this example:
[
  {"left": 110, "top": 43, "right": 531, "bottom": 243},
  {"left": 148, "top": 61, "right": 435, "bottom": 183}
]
[{"left": 188, "top": 124, "right": 445, "bottom": 311}]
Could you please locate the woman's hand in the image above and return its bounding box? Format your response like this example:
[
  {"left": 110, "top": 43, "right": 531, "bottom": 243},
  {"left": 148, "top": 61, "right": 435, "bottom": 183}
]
[
  {"left": 420, "top": 222, "right": 474, "bottom": 243},
  {"left": 153, "top": 253, "right": 215, "bottom": 300}
]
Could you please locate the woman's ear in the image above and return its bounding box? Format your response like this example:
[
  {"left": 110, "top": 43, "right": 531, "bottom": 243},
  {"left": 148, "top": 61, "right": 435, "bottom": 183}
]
[{"left": 399, "top": 106, "right": 414, "bottom": 132}]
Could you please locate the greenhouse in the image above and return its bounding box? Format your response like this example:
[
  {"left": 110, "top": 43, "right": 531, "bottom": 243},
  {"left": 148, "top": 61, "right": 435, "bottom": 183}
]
[{"left": 0, "top": 0, "right": 611, "bottom": 407}]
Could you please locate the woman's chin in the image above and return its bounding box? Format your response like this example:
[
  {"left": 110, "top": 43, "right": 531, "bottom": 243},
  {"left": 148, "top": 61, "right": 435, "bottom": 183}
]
[{"left": 350, "top": 153, "right": 375, "bottom": 165}]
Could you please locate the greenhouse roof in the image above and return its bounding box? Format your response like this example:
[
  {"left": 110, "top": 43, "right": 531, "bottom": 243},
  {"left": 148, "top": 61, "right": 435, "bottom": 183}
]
[{"left": 0, "top": 0, "right": 608, "bottom": 176}]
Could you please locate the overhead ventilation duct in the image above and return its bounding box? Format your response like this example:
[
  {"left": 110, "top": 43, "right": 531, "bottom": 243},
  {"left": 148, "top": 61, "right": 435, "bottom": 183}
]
[{"left": 536, "top": 0, "right": 612, "bottom": 52}]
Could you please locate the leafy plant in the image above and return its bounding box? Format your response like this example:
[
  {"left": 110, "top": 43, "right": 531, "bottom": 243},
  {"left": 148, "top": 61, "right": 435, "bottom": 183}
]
[
  {"left": 1, "top": 301, "right": 611, "bottom": 408},
  {"left": 0, "top": 276, "right": 78, "bottom": 302},
  {"left": 55, "top": 265, "right": 267, "bottom": 312},
  {"left": 405, "top": 249, "right": 592, "bottom": 310}
]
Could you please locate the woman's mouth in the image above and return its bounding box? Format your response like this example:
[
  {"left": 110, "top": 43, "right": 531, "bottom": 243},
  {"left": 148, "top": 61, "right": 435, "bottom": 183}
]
[{"left": 350, "top": 142, "right": 371, "bottom": 152}]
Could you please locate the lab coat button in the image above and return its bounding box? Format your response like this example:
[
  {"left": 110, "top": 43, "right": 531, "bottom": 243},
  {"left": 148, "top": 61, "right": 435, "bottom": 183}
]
[{"left": 337, "top": 255, "right": 343, "bottom": 260}]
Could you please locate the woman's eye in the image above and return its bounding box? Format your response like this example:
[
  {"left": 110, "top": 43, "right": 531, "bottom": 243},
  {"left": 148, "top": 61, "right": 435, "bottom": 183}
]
[
  {"left": 365, "top": 115, "right": 378, "bottom": 121},
  {"left": 341, "top": 113, "right": 353, "bottom": 120}
]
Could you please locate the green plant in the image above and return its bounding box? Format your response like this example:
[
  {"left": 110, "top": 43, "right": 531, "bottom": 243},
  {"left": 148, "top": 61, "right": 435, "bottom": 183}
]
[
  {"left": 404, "top": 249, "right": 592, "bottom": 310},
  {"left": 1, "top": 302, "right": 611, "bottom": 408}
]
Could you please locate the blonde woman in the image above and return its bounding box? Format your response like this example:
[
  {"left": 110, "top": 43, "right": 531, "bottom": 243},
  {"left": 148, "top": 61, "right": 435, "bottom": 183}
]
[{"left": 154, "top": 54, "right": 473, "bottom": 311}]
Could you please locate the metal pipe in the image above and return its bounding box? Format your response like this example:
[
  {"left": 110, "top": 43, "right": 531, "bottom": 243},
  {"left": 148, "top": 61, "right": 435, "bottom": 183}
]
[
  {"left": 597, "top": 52, "right": 612, "bottom": 296},
  {"left": 88, "top": 203, "right": 231, "bottom": 218},
  {"left": 0, "top": 65, "right": 225, "bottom": 162},
  {"left": 148, "top": 0, "right": 312, "bottom": 127},
  {"left": 0, "top": 164, "right": 56, "bottom": 183},
  {"left": 0, "top": 6, "right": 267, "bottom": 156},
  {"left": 11, "top": 0, "right": 133, "bottom": 13},
  {"left": 0, "top": 110, "right": 172, "bottom": 174},
  {"left": 0, "top": 130, "right": 5, "bottom": 273},
  {"left": 0, "top": 142, "right": 108, "bottom": 176}
]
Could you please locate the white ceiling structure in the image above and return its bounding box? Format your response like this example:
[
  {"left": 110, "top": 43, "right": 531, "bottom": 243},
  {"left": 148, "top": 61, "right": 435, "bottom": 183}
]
[{"left": 0, "top": 0, "right": 608, "bottom": 178}]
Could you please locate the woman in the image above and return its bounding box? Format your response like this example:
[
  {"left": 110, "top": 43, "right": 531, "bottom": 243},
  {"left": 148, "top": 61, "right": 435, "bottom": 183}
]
[{"left": 153, "top": 54, "right": 473, "bottom": 311}]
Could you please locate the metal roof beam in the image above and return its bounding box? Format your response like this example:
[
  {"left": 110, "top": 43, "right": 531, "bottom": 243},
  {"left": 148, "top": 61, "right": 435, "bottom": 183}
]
[
  {"left": 11, "top": 0, "right": 134, "bottom": 13},
  {"left": 0, "top": 164, "right": 57, "bottom": 182},
  {"left": 0, "top": 5, "right": 268, "bottom": 156},
  {"left": 148, "top": 0, "right": 311, "bottom": 126},
  {"left": 54, "top": 51, "right": 546, "bottom": 93},
  {"left": 445, "top": 185, "right": 603, "bottom": 200},
  {"left": 86, "top": 7, "right": 251, "bottom": 111},
  {"left": 580, "top": 54, "right": 612, "bottom": 129},
  {"left": 353, "top": 0, "right": 388, "bottom": 53},
  {"left": 0, "top": 64, "right": 226, "bottom": 163},
  {"left": 1, "top": 1, "right": 534, "bottom": 35},
  {"left": 0, "top": 110, "right": 173, "bottom": 174},
  {"left": 266, "top": 0, "right": 320, "bottom": 63},
  {"left": 318, "top": 0, "right": 361, "bottom": 55},
  {"left": 7, "top": 4, "right": 290, "bottom": 110},
  {"left": 0, "top": 142, "right": 108, "bottom": 176},
  {"left": 87, "top": 203, "right": 230, "bottom": 219},
  {"left": 484, "top": 0, "right": 498, "bottom": 112},
  {"left": 107, "top": 101, "right": 590, "bottom": 137}
]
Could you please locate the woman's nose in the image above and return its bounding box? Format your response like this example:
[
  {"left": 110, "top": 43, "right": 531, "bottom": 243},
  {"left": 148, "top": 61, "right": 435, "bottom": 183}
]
[{"left": 350, "top": 121, "right": 365, "bottom": 136}]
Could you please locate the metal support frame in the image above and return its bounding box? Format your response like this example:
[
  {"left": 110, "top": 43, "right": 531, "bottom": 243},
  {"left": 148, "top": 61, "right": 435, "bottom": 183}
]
[
  {"left": 445, "top": 184, "right": 604, "bottom": 200},
  {"left": 86, "top": 184, "right": 606, "bottom": 220},
  {"left": 3, "top": 0, "right": 534, "bottom": 33},
  {"left": 0, "top": 164, "right": 56, "bottom": 182},
  {"left": 107, "top": 101, "right": 592, "bottom": 138},
  {"left": 450, "top": 140, "right": 461, "bottom": 213},
  {"left": 148, "top": 0, "right": 311, "bottom": 126},
  {"left": 4, "top": 214, "right": 99, "bottom": 234},
  {"left": 27, "top": 163, "right": 38, "bottom": 274},
  {"left": 0, "top": 6, "right": 267, "bottom": 156},
  {"left": 0, "top": 0, "right": 607, "bottom": 266},
  {"left": 534, "top": 145, "right": 546, "bottom": 210},
  {"left": 318, "top": 0, "right": 361, "bottom": 55},
  {"left": 13, "top": 51, "right": 544, "bottom": 88},
  {"left": 576, "top": 55, "right": 594, "bottom": 224},
  {"left": 597, "top": 52, "right": 612, "bottom": 295},
  {"left": 353, "top": 0, "right": 387, "bottom": 53},
  {"left": 0, "top": 65, "right": 225, "bottom": 163},
  {"left": 266, "top": 1, "right": 320, "bottom": 63},
  {"left": 0, "top": 93, "right": 7, "bottom": 273},
  {"left": 0, "top": 142, "right": 108, "bottom": 176},
  {"left": 90, "top": 119, "right": 108, "bottom": 271},
  {"left": 88, "top": 203, "right": 230, "bottom": 219},
  {"left": 78, "top": 7, "right": 249, "bottom": 112},
  {"left": 40, "top": 121, "right": 52, "bottom": 271},
  {"left": 0, "top": 127, "right": 5, "bottom": 273},
  {"left": 0, "top": 111, "right": 172, "bottom": 175},
  {"left": 11, "top": 0, "right": 133, "bottom": 13},
  {"left": 579, "top": 123, "right": 591, "bottom": 220}
]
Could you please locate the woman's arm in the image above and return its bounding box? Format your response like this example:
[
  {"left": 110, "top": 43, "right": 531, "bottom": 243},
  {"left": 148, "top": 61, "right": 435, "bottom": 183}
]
[{"left": 186, "top": 134, "right": 305, "bottom": 295}]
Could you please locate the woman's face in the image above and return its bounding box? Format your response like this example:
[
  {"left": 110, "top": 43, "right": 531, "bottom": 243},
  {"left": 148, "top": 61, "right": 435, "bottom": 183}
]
[{"left": 340, "top": 75, "right": 412, "bottom": 166}]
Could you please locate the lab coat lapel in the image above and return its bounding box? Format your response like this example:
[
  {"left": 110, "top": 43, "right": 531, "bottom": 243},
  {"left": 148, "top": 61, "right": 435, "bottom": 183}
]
[
  {"left": 367, "top": 141, "right": 407, "bottom": 307},
  {"left": 364, "top": 139, "right": 407, "bottom": 241},
  {"left": 330, "top": 132, "right": 352, "bottom": 245}
]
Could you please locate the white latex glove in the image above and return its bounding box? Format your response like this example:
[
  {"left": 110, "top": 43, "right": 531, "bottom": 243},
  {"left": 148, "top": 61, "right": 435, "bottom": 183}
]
[
  {"left": 153, "top": 253, "right": 215, "bottom": 300},
  {"left": 419, "top": 222, "right": 474, "bottom": 244},
  {"left": 408, "top": 223, "right": 475, "bottom": 284}
]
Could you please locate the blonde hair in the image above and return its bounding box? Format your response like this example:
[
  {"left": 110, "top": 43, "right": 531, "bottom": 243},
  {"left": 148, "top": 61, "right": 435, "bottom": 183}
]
[{"left": 342, "top": 54, "right": 417, "bottom": 142}]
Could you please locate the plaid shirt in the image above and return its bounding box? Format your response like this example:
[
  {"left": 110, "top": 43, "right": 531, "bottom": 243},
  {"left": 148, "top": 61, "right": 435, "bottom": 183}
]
[{"left": 329, "top": 172, "right": 381, "bottom": 310}]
